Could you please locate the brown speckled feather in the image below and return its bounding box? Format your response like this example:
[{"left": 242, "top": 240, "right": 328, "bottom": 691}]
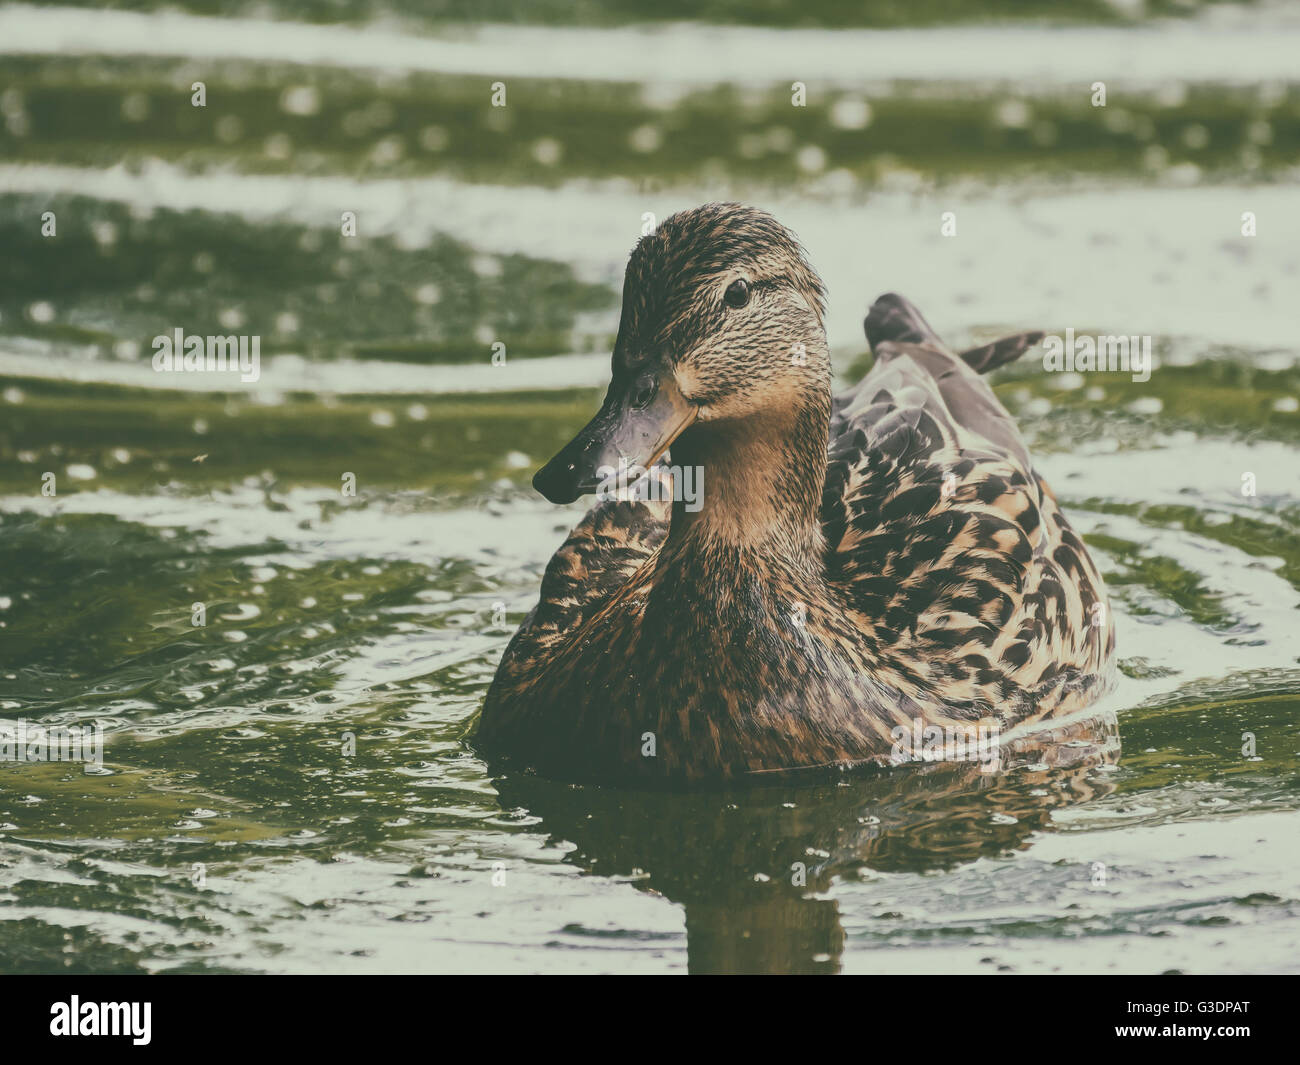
[
  {"left": 824, "top": 295, "right": 1113, "bottom": 728},
  {"left": 489, "top": 490, "right": 669, "bottom": 701}
]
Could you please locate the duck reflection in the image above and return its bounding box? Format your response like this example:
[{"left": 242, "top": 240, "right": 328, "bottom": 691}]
[{"left": 493, "top": 713, "right": 1119, "bottom": 973}]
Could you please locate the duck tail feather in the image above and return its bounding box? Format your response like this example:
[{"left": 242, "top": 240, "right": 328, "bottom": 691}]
[
  {"left": 864, "top": 293, "right": 946, "bottom": 352},
  {"left": 958, "top": 331, "right": 1044, "bottom": 375}
]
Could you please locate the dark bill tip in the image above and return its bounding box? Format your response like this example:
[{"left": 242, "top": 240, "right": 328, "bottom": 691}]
[{"left": 532, "top": 457, "right": 586, "bottom": 505}]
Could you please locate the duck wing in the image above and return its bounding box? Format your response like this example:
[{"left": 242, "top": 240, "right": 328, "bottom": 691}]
[
  {"left": 483, "top": 489, "right": 669, "bottom": 715},
  {"left": 822, "top": 294, "right": 1112, "bottom": 722},
  {"left": 831, "top": 294, "right": 1038, "bottom": 466}
]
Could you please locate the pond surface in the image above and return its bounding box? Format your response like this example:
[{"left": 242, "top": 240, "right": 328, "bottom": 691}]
[{"left": 1, "top": 1, "right": 1298, "bottom": 973}]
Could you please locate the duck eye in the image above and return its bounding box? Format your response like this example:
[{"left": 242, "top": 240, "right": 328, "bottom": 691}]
[
  {"left": 630, "top": 374, "right": 658, "bottom": 409},
  {"left": 723, "top": 278, "right": 751, "bottom": 309}
]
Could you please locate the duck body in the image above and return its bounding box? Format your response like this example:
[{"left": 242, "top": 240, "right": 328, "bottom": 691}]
[{"left": 477, "top": 204, "right": 1114, "bottom": 784}]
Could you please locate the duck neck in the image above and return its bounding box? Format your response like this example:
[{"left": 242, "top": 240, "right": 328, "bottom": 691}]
[{"left": 666, "top": 389, "right": 831, "bottom": 580}]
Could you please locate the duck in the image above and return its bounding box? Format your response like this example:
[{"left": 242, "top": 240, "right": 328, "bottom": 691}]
[{"left": 477, "top": 202, "right": 1115, "bottom": 784}]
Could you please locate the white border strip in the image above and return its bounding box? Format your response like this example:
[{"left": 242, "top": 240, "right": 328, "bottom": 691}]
[{"left": 2, "top": 5, "right": 1299, "bottom": 86}]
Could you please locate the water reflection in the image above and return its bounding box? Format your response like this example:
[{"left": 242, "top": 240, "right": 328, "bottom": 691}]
[{"left": 494, "top": 713, "right": 1119, "bottom": 973}]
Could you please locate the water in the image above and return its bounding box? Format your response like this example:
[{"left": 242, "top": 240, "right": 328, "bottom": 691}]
[{"left": 1, "top": 2, "right": 1298, "bottom": 974}]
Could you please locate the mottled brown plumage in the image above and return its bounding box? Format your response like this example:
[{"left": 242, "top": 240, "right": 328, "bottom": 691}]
[{"left": 477, "top": 203, "right": 1115, "bottom": 784}]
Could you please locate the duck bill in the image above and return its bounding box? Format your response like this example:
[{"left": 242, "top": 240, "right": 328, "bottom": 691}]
[{"left": 533, "top": 373, "right": 696, "bottom": 505}]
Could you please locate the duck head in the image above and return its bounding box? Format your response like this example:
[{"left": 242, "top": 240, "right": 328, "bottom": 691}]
[{"left": 533, "top": 202, "right": 830, "bottom": 506}]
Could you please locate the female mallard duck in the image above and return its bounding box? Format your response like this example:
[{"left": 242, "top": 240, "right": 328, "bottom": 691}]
[{"left": 478, "top": 203, "right": 1115, "bottom": 784}]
